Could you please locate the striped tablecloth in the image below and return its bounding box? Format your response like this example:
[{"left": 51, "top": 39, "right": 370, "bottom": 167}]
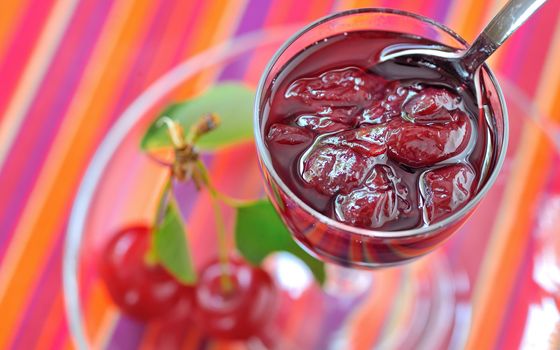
[{"left": 1, "top": 0, "right": 559, "bottom": 349}]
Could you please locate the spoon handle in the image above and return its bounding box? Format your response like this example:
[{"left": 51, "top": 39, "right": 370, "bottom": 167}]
[{"left": 462, "top": 0, "right": 547, "bottom": 74}]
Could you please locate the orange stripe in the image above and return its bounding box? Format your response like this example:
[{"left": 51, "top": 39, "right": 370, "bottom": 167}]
[
  {"left": 0, "top": 0, "right": 31, "bottom": 59},
  {"left": 0, "top": 0, "right": 154, "bottom": 347},
  {"left": 134, "top": 0, "right": 199, "bottom": 86},
  {"left": 349, "top": 269, "right": 400, "bottom": 349},
  {"left": 341, "top": 0, "right": 382, "bottom": 9},
  {"left": 84, "top": 282, "right": 114, "bottom": 346},
  {"left": 191, "top": 0, "right": 249, "bottom": 93},
  {"left": 170, "top": 0, "right": 250, "bottom": 102},
  {"left": 445, "top": 0, "right": 492, "bottom": 42}
]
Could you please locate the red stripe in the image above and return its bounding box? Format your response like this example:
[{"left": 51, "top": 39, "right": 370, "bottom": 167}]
[
  {"left": 0, "top": 0, "right": 112, "bottom": 263},
  {"left": 0, "top": 0, "right": 56, "bottom": 123}
]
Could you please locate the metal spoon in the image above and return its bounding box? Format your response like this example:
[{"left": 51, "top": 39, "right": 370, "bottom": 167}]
[{"left": 376, "top": 0, "right": 548, "bottom": 81}]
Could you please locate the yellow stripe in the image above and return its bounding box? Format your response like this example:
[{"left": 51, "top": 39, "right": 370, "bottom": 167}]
[{"left": 0, "top": 0, "right": 79, "bottom": 171}]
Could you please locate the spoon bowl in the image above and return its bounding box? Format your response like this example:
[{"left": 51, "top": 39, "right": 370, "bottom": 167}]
[{"left": 373, "top": 0, "right": 547, "bottom": 81}]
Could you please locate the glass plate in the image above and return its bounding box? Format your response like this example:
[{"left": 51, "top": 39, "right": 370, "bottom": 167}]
[{"left": 63, "top": 26, "right": 560, "bottom": 349}]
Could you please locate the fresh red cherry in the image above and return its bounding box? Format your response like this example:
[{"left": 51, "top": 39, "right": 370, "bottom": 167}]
[
  {"left": 162, "top": 285, "right": 197, "bottom": 324},
  {"left": 420, "top": 164, "right": 476, "bottom": 223},
  {"left": 195, "top": 258, "right": 277, "bottom": 340},
  {"left": 100, "top": 225, "right": 184, "bottom": 321},
  {"left": 335, "top": 165, "right": 411, "bottom": 228},
  {"left": 386, "top": 110, "right": 472, "bottom": 168},
  {"left": 285, "top": 66, "right": 387, "bottom": 108}
]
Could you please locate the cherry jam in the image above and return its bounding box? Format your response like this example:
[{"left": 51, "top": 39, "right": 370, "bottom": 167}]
[{"left": 263, "top": 30, "right": 494, "bottom": 231}]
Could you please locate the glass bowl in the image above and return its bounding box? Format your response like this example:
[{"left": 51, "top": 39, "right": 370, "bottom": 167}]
[{"left": 254, "top": 8, "right": 508, "bottom": 268}]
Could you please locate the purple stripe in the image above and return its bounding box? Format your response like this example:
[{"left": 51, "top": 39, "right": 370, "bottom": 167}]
[
  {"left": 171, "top": 1, "right": 206, "bottom": 64},
  {"left": 106, "top": 317, "right": 145, "bottom": 350},
  {"left": 219, "top": 0, "right": 274, "bottom": 81},
  {"left": 431, "top": 0, "right": 453, "bottom": 23},
  {"left": 0, "top": 0, "right": 112, "bottom": 263}
]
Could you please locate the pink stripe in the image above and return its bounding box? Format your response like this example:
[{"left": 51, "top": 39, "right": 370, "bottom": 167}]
[
  {"left": 514, "top": 1, "right": 560, "bottom": 96},
  {"left": 497, "top": 13, "right": 534, "bottom": 80},
  {"left": 50, "top": 319, "right": 70, "bottom": 350},
  {"left": 0, "top": 0, "right": 55, "bottom": 123},
  {"left": 0, "top": 0, "right": 113, "bottom": 263}
]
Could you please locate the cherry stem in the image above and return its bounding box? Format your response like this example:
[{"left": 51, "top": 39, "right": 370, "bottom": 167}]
[
  {"left": 209, "top": 193, "right": 234, "bottom": 294},
  {"left": 186, "top": 113, "right": 220, "bottom": 144},
  {"left": 195, "top": 160, "right": 254, "bottom": 207},
  {"left": 158, "top": 116, "right": 187, "bottom": 149},
  {"left": 158, "top": 115, "right": 243, "bottom": 294}
]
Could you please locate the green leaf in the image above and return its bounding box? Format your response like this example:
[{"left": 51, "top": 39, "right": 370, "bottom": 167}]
[
  {"left": 235, "top": 200, "right": 326, "bottom": 285},
  {"left": 153, "top": 200, "right": 197, "bottom": 284},
  {"left": 141, "top": 83, "right": 255, "bottom": 152}
]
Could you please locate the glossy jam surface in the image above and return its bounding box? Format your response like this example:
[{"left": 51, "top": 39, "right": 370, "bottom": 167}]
[{"left": 263, "top": 31, "right": 492, "bottom": 231}]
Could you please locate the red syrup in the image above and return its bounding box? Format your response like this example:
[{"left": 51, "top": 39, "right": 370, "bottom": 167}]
[{"left": 263, "top": 30, "right": 495, "bottom": 231}]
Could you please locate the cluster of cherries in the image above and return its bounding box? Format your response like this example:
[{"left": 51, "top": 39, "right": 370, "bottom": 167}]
[
  {"left": 100, "top": 116, "right": 277, "bottom": 341},
  {"left": 267, "top": 67, "right": 478, "bottom": 229},
  {"left": 100, "top": 225, "right": 277, "bottom": 340}
]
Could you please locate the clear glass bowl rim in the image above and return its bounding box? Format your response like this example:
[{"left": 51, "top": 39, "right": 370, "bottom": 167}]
[{"left": 253, "top": 7, "right": 509, "bottom": 239}]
